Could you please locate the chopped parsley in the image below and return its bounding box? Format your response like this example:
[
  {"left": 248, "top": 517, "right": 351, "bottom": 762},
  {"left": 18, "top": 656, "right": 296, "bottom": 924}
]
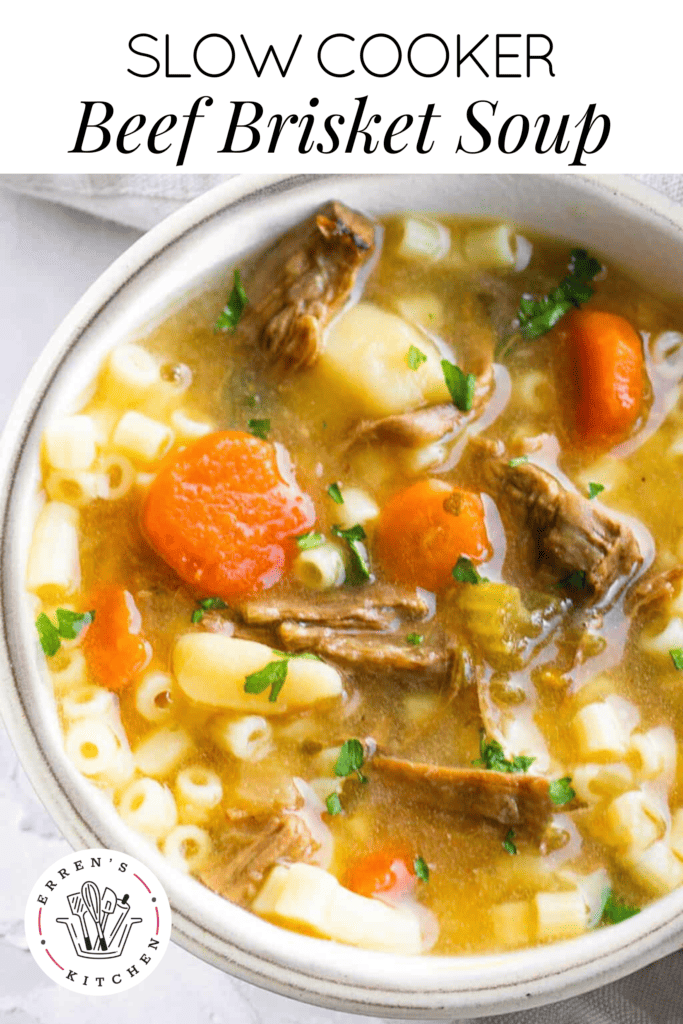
[
  {"left": 296, "top": 531, "right": 326, "bottom": 551},
  {"left": 508, "top": 455, "right": 529, "bottom": 468},
  {"left": 601, "top": 890, "right": 640, "bottom": 924},
  {"left": 588, "top": 482, "right": 605, "bottom": 500},
  {"left": 244, "top": 650, "right": 320, "bottom": 703},
  {"left": 514, "top": 249, "right": 601, "bottom": 344},
  {"left": 35, "top": 609, "right": 94, "bottom": 657},
  {"left": 327, "top": 482, "right": 344, "bottom": 505},
  {"left": 192, "top": 596, "right": 228, "bottom": 624},
  {"left": 670, "top": 648, "right": 683, "bottom": 670},
  {"left": 247, "top": 418, "right": 270, "bottom": 440},
  {"left": 245, "top": 393, "right": 259, "bottom": 409},
  {"left": 441, "top": 360, "right": 476, "bottom": 412},
  {"left": 452, "top": 556, "right": 487, "bottom": 585},
  {"left": 414, "top": 855, "right": 430, "bottom": 882},
  {"left": 325, "top": 792, "right": 343, "bottom": 816},
  {"left": 406, "top": 632, "right": 424, "bottom": 646},
  {"left": 548, "top": 776, "right": 575, "bottom": 806},
  {"left": 332, "top": 523, "right": 371, "bottom": 585},
  {"left": 215, "top": 269, "right": 248, "bottom": 333},
  {"left": 502, "top": 829, "right": 518, "bottom": 856},
  {"left": 334, "top": 739, "right": 367, "bottom": 783},
  {"left": 473, "top": 731, "right": 536, "bottom": 774},
  {"left": 407, "top": 345, "right": 428, "bottom": 370},
  {"left": 556, "top": 569, "right": 587, "bottom": 591}
]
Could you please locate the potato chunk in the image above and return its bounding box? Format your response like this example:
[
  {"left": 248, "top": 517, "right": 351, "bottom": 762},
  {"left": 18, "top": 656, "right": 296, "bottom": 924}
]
[{"left": 320, "top": 302, "right": 451, "bottom": 417}]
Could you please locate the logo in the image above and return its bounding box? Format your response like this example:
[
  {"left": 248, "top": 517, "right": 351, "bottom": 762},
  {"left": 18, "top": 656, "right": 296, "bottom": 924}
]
[{"left": 25, "top": 848, "right": 171, "bottom": 994}]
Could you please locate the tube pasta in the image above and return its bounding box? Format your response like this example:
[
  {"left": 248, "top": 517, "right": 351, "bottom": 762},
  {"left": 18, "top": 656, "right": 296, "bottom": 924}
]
[
  {"left": 463, "top": 224, "right": 532, "bottom": 271},
  {"left": 604, "top": 789, "right": 665, "bottom": 849},
  {"left": 99, "top": 453, "right": 136, "bottom": 500},
  {"left": 26, "top": 501, "right": 80, "bottom": 597},
  {"left": 669, "top": 808, "right": 683, "bottom": 861},
  {"left": 106, "top": 344, "right": 160, "bottom": 401},
  {"left": 572, "top": 701, "right": 631, "bottom": 762},
  {"left": 215, "top": 715, "right": 273, "bottom": 762},
  {"left": 534, "top": 890, "right": 587, "bottom": 942},
  {"left": 117, "top": 777, "right": 178, "bottom": 839},
  {"left": 133, "top": 724, "right": 193, "bottom": 779},
  {"left": 170, "top": 409, "right": 214, "bottom": 441},
  {"left": 173, "top": 633, "right": 343, "bottom": 715},
  {"left": 570, "top": 763, "right": 634, "bottom": 806},
  {"left": 629, "top": 726, "right": 677, "bottom": 783},
  {"left": 62, "top": 685, "right": 117, "bottom": 722},
  {"left": 293, "top": 544, "right": 346, "bottom": 591},
  {"left": 49, "top": 648, "right": 88, "bottom": 693},
  {"left": 620, "top": 840, "right": 683, "bottom": 896},
  {"left": 135, "top": 670, "right": 173, "bottom": 723},
  {"left": 333, "top": 488, "right": 380, "bottom": 530},
  {"left": 43, "top": 415, "right": 97, "bottom": 472},
  {"left": 253, "top": 863, "right": 422, "bottom": 954},
  {"left": 46, "top": 470, "right": 109, "bottom": 507},
  {"left": 112, "top": 411, "right": 174, "bottom": 464},
  {"left": 64, "top": 718, "right": 120, "bottom": 777},
  {"left": 175, "top": 765, "right": 223, "bottom": 824},
  {"left": 162, "top": 824, "right": 212, "bottom": 872},
  {"left": 640, "top": 617, "right": 683, "bottom": 657},
  {"left": 397, "top": 216, "right": 451, "bottom": 262}
]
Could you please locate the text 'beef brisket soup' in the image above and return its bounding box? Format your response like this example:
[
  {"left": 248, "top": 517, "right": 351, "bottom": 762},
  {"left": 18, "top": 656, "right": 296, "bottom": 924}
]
[{"left": 28, "top": 201, "right": 683, "bottom": 954}]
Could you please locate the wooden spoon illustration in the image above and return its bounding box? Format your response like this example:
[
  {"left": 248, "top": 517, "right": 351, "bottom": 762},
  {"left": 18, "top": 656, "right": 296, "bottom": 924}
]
[
  {"left": 100, "top": 887, "right": 117, "bottom": 945},
  {"left": 81, "top": 881, "right": 107, "bottom": 951}
]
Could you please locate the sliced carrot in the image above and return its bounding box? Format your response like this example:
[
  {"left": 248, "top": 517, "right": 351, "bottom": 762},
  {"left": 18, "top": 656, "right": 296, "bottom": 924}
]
[
  {"left": 142, "top": 430, "right": 315, "bottom": 600},
  {"left": 374, "top": 478, "right": 490, "bottom": 592},
  {"left": 345, "top": 846, "right": 416, "bottom": 900},
  {"left": 83, "top": 585, "right": 150, "bottom": 692},
  {"left": 564, "top": 309, "right": 645, "bottom": 447}
]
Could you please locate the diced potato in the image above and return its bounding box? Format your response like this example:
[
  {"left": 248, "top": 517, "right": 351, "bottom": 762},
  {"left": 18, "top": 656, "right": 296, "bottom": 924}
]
[
  {"left": 253, "top": 863, "right": 422, "bottom": 954},
  {"left": 319, "top": 302, "right": 451, "bottom": 417}
]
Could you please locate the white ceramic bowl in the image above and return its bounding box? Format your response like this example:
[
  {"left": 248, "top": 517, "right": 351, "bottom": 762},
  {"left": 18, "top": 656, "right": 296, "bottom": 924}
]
[{"left": 2, "top": 174, "right": 683, "bottom": 1019}]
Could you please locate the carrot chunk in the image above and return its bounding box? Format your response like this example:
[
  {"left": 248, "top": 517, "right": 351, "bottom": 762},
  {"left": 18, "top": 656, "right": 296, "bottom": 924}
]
[
  {"left": 345, "top": 847, "right": 416, "bottom": 899},
  {"left": 83, "top": 586, "right": 149, "bottom": 692},
  {"left": 142, "top": 431, "right": 315, "bottom": 600},
  {"left": 374, "top": 478, "right": 490, "bottom": 592},
  {"left": 565, "top": 309, "right": 645, "bottom": 447}
]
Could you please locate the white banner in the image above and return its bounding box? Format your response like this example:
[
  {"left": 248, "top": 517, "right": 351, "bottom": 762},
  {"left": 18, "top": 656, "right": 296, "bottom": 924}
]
[{"left": 1, "top": 0, "right": 681, "bottom": 172}]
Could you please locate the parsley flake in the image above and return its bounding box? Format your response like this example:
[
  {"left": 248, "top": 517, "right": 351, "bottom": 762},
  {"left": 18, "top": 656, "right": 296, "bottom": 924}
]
[
  {"left": 36, "top": 613, "right": 61, "bottom": 657},
  {"left": 334, "top": 739, "right": 367, "bottom": 783},
  {"left": 192, "top": 597, "right": 228, "bottom": 623},
  {"left": 326, "top": 792, "right": 343, "bottom": 816},
  {"left": 36, "top": 609, "right": 95, "bottom": 657},
  {"left": 441, "top": 360, "right": 476, "bottom": 412},
  {"left": 296, "top": 531, "right": 326, "bottom": 551},
  {"left": 452, "top": 556, "right": 487, "bottom": 585},
  {"left": 191, "top": 609, "right": 204, "bottom": 624},
  {"left": 670, "top": 649, "right": 683, "bottom": 670},
  {"left": 588, "top": 482, "right": 605, "bottom": 500},
  {"left": 549, "top": 776, "right": 575, "bottom": 806},
  {"left": 244, "top": 649, "right": 320, "bottom": 703},
  {"left": 601, "top": 890, "right": 640, "bottom": 924},
  {"left": 414, "top": 856, "right": 430, "bottom": 882},
  {"left": 407, "top": 345, "right": 428, "bottom": 370},
  {"left": 327, "top": 483, "right": 344, "bottom": 505},
  {"left": 473, "top": 731, "right": 535, "bottom": 774},
  {"left": 215, "top": 269, "right": 248, "bottom": 333},
  {"left": 406, "top": 632, "right": 424, "bottom": 646},
  {"left": 556, "top": 569, "right": 587, "bottom": 590},
  {"left": 508, "top": 455, "right": 529, "bottom": 468},
  {"left": 515, "top": 249, "right": 601, "bottom": 344},
  {"left": 248, "top": 418, "right": 270, "bottom": 440},
  {"left": 332, "top": 523, "right": 371, "bottom": 586},
  {"left": 502, "top": 829, "right": 518, "bottom": 855}
]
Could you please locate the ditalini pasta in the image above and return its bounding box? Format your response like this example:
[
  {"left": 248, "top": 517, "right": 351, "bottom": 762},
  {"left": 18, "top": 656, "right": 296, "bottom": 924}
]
[{"left": 28, "top": 201, "right": 683, "bottom": 955}]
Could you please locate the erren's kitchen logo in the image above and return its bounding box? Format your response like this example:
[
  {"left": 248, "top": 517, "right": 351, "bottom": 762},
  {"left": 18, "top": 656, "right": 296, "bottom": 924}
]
[{"left": 25, "top": 849, "right": 171, "bottom": 994}]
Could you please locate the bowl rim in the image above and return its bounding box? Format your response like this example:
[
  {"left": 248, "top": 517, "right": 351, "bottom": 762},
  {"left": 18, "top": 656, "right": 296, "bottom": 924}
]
[{"left": 2, "top": 173, "right": 683, "bottom": 1019}]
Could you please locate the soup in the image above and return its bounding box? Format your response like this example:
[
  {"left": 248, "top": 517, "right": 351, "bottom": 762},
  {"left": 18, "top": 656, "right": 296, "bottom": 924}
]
[{"left": 27, "top": 201, "right": 683, "bottom": 956}]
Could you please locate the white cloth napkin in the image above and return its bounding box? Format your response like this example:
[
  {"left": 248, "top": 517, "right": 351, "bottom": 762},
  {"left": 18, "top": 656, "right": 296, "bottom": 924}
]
[{"left": 1, "top": 172, "right": 682, "bottom": 1024}]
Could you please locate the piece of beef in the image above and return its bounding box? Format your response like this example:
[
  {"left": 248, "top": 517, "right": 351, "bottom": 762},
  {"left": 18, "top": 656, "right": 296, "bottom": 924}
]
[
  {"left": 198, "top": 808, "right": 318, "bottom": 906},
  {"left": 239, "top": 585, "right": 431, "bottom": 632},
  {"left": 370, "top": 755, "right": 554, "bottom": 833},
  {"left": 241, "top": 201, "right": 376, "bottom": 369},
  {"left": 625, "top": 566, "right": 683, "bottom": 618},
  {"left": 471, "top": 438, "right": 642, "bottom": 604},
  {"left": 278, "top": 621, "right": 450, "bottom": 673},
  {"left": 347, "top": 364, "right": 494, "bottom": 451}
]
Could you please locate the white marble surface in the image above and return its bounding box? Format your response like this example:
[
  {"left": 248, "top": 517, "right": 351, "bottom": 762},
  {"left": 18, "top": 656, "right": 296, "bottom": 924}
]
[{"left": 1, "top": 182, "right": 681, "bottom": 1024}]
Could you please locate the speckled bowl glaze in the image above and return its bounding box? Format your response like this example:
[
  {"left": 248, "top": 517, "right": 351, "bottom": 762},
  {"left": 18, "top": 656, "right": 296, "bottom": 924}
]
[{"left": 2, "top": 174, "right": 683, "bottom": 1019}]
